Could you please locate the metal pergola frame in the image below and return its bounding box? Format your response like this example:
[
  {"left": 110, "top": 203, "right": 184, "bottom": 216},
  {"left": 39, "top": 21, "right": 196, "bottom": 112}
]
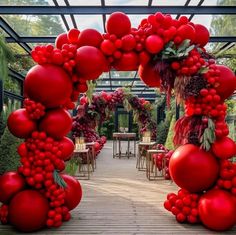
[{"left": 0, "top": 0, "right": 236, "bottom": 103}]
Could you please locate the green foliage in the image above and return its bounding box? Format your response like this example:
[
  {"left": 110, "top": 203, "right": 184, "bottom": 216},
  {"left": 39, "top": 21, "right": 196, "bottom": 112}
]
[
  {"left": 225, "top": 99, "right": 236, "bottom": 115},
  {"left": 98, "top": 115, "right": 115, "bottom": 139},
  {"left": 165, "top": 115, "right": 176, "bottom": 150},
  {"left": 0, "top": 127, "right": 22, "bottom": 174}
]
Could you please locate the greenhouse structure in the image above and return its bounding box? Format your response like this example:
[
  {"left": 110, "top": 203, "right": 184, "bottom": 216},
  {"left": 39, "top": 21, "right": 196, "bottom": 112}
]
[{"left": 0, "top": 0, "right": 236, "bottom": 234}]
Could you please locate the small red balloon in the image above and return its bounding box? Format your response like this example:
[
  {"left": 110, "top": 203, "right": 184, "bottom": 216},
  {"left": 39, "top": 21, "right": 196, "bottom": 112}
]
[
  {"left": 59, "top": 137, "right": 75, "bottom": 161},
  {"left": 55, "top": 33, "right": 69, "bottom": 49},
  {"left": 67, "top": 28, "right": 80, "bottom": 44},
  {"left": 145, "top": 35, "right": 164, "bottom": 54},
  {"left": 198, "top": 189, "right": 236, "bottom": 231},
  {"left": 7, "top": 109, "right": 37, "bottom": 138},
  {"left": 121, "top": 34, "right": 136, "bottom": 51},
  {"left": 177, "top": 24, "right": 196, "bottom": 43},
  {"left": 78, "top": 29, "right": 103, "bottom": 48},
  {"left": 0, "top": 171, "right": 25, "bottom": 204},
  {"left": 17, "top": 142, "right": 28, "bottom": 158},
  {"left": 194, "top": 24, "right": 209, "bottom": 47},
  {"left": 62, "top": 174, "right": 82, "bottom": 210}
]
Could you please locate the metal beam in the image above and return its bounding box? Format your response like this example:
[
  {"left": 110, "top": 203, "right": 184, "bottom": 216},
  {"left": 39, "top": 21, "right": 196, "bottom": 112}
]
[
  {"left": 176, "top": 0, "right": 191, "bottom": 19},
  {"left": 64, "top": 0, "right": 77, "bottom": 28},
  {"left": 0, "top": 17, "right": 31, "bottom": 54},
  {"left": 5, "top": 36, "right": 236, "bottom": 43},
  {"left": 8, "top": 68, "right": 24, "bottom": 82},
  {"left": 4, "top": 90, "right": 24, "bottom": 101},
  {"left": 189, "top": 0, "right": 204, "bottom": 21},
  {"left": 0, "top": 6, "right": 235, "bottom": 15}
]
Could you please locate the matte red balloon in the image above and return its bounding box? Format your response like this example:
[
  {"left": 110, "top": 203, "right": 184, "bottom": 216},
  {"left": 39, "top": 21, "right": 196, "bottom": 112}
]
[
  {"left": 198, "top": 189, "right": 236, "bottom": 231},
  {"left": 78, "top": 29, "right": 103, "bottom": 48},
  {"left": 177, "top": 24, "right": 196, "bottom": 43},
  {"left": 212, "top": 137, "right": 236, "bottom": 159},
  {"left": 0, "top": 171, "right": 25, "bottom": 204},
  {"left": 24, "top": 64, "right": 73, "bottom": 108},
  {"left": 9, "top": 190, "right": 49, "bottom": 232},
  {"left": 55, "top": 33, "right": 69, "bottom": 49},
  {"left": 138, "top": 62, "right": 161, "bottom": 87},
  {"left": 169, "top": 144, "right": 219, "bottom": 193},
  {"left": 39, "top": 108, "right": 72, "bottom": 139},
  {"left": 62, "top": 174, "right": 82, "bottom": 210},
  {"left": 145, "top": 35, "right": 164, "bottom": 54},
  {"left": 67, "top": 28, "right": 80, "bottom": 44},
  {"left": 113, "top": 51, "right": 139, "bottom": 71},
  {"left": 7, "top": 109, "right": 37, "bottom": 138},
  {"left": 194, "top": 24, "right": 209, "bottom": 47},
  {"left": 106, "top": 12, "right": 131, "bottom": 37},
  {"left": 59, "top": 137, "right": 75, "bottom": 161},
  {"left": 77, "top": 82, "right": 88, "bottom": 93},
  {"left": 100, "top": 40, "right": 116, "bottom": 55},
  {"left": 121, "top": 34, "right": 136, "bottom": 51},
  {"left": 215, "top": 65, "right": 236, "bottom": 100},
  {"left": 76, "top": 46, "right": 107, "bottom": 80},
  {"left": 17, "top": 142, "right": 28, "bottom": 158}
]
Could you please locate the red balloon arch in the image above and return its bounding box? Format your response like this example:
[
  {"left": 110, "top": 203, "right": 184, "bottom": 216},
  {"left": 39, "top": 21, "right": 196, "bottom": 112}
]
[{"left": 0, "top": 11, "right": 236, "bottom": 232}]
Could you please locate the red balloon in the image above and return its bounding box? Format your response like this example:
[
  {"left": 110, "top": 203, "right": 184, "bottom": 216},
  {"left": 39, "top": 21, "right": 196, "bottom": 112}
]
[
  {"left": 138, "top": 62, "right": 161, "bottom": 87},
  {"left": 7, "top": 109, "right": 37, "bottom": 138},
  {"left": 39, "top": 108, "right": 72, "bottom": 139},
  {"left": 145, "top": 35, "right": 164, "bottom": 54},
  {"left": 177, "top": 24, "right": 196, "bottom": 43},
  {"left": 67, "top": 28, "right": 80, "bottom": 44},
  {"left": 94, "top": 141, "right": 100, "bottom": 152},
  {"left": 78, "top": 29, "right": 103, "bottom": 48},
  {"left": 17, "top": 142, "right": 28, "bottom": 158},
  {"left": 169, "top": 144, "right": 219, "bottom": 193},
  {"left": 0, "top": 171, "right": 25, "bottom": 204},
  {"left": 198, "top": 189, "right": 236, "bottom": 231},
  {"left": 113, "top": 51, "right": 139, "bottom": 71},
  {"left": 76, "top": 82, "right": 88, "bottom": 93},
  {"left": 194, "top": 24, "right": 209, "bottom": 47},
  {"left": 106, "top": 12, "right": 131, "bottom": 37},
  {"left": 55, "top": 33, "right": 69, "bottom": 49},
  {"left": 212, "top": 137, "right": 236, "bottom": 159},
  {"left": 59, "top": 137, "right": 75, "bottom": 161},
  {"left": 75, "top": 46, "right": 107, "bottom": 80},
  {"left": 24, "top": 64, "right": 73, "bottom": 108},
  {"left": 9, "top": 190, "right": 49, "bottom": 232},
  {"left": 121, "top": 34, "right": 136, "bottom": 51},
  {"left": 215, "top": 65, "right": 236, "bottom": 100},
  {"left": 100, "top": 40, "right": 116, "bottom": 55},
  {"left": 80, "top": 96, "right": 88, "bottom": 105},
  {"left": 62, "top": 174, "right": 82, "bottom": 210}
]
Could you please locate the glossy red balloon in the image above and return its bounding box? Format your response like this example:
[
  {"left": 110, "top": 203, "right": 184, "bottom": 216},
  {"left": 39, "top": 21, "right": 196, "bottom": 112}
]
[
  {"left": 194, "top": 24, "right": 209, "bottom": 47},
  {"left": 100, "top": 40, "right": 116, "bottom": 55},
  {"left": 55, "top": 33, "right": 69, "bottom": 49},
  {"left": 24, "top": 64, "right": 73, "bottom": 108},
  {"left": 113, "top": 51, "right": 139, "bottom": 71},
  {"left": 106, "top": 12, "right": 131, "bottom": 37},
  {"left": 212, "top": 137, "right": 236, "bottom": 159},
  {"left": 198, "top": 189, "right": 236, "bottom": 231},
  {"left": 121, "top": 34, "right": 136, "bottom": 51},
  {"left": 59, "top": 137, "right": 75, "bottom": 161},
  {"left": 7, "top": 109, "right": 37, "bottom": 138},
  {"left": 215, "top": 65, "right": 236, "bottom": 100},
  {"left": 39, "top": 108, "right": 72, "bottom": 139},
  {"left": 177, "top": 24, "right": 196, "bottom": 43},
  {"left": 78, "top": 29, "right": 103, "bottom": 48},
  {"left": 145, "top": 35, "right": 164, "bottom": 54},
  {"left": 76, "top": 46, "right": 107, "bottom": 80},
  {"left": 138, "top": 62, "right": 161, "bottom": 87},
  {"left": 9, "top": 190, "right": 49, "bottom": 232},
  {"left": 169, "top": 144, "right": 219, "bottom": 193},
  {"left": 62, "top": 174, "right": 82, "bottom": 210},
  {"left": 67, "top": 28, "right": 80, "bottom": 44},
  {"left": 17, "top": 142, "right": 28, "bottom": 158},
  {"left": 0, "top": 171, "right": 25, "bottom": 204}
]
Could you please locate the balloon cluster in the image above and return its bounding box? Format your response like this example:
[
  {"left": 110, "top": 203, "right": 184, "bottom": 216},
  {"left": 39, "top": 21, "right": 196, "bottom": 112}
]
[
  {"left": 72, "top": 88, "right": 157, "bottom": 148},
  {"left": 1, "top": 10, "right": 236, "bottom": 232}
]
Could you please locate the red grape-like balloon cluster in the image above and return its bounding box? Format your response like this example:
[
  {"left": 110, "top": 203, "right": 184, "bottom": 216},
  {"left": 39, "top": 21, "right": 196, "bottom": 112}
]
[{"left": 1, "top": 11, "right": 236, "bottom": 232}]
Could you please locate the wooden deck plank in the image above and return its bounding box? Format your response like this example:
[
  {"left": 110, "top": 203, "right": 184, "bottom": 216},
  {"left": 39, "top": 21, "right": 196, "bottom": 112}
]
[{"left": 0, "top": 141, "right": 235, "bottom": 234}]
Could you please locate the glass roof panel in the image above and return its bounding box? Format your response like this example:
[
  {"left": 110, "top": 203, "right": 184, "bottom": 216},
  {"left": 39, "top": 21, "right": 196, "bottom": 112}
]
[
  {"left": 205, "top": 42, "right": 227, "bottom": 54},
  {"left": 111, "top": 80, "right": 131, "bottom": 86},
  {"left": 152, "top": 0, "right": 187, "bottom": 6},
  {"left": 201, "top": 0, "right": 236, "bottom": 6},
  {"left": 68, "top": 0, "right": 101, "bottom": 5},
  {"left": 99, "top": 72, "right": 110, "bottom": 79},
  {"left": 74, "top": 15, "right": 103, "bottom": 32},
  {"left": 0, "top": 0, "right": 50, "bottom": 6},
  {"left": 1, "top": 15, "right": 66, "bottom": 36},
  {"left": 96, "top": 80, "right": 110, "bottom": 85},
  {"left": 110, "top": 71, "right": 136, "bottom": 78},
  {"left": 105, "top": 0, "right": 148, "bottom": 6}
]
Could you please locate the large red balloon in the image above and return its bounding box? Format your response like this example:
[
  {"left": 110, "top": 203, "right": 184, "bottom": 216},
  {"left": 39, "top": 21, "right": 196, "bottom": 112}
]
[
  {"left": 9, "top": 190, "right": 49, "bottom": 232},
  {"left": 198, "top": 189, "right": 236, "bottom": 231},
  {"left": 59, "top": 137, "right": 75, "bottom": 161},
  {"left": 55, "top": 33, "right": 69, "bottom": 49},
  {"left": 113, "top": 52, "right": 139, "bottom": 71},
  {"left": 24, "top": 64, "right": 73, "bottom": 108},
  {"left": 75, "top": 46, "right": 107, "bottom": 80},
  {"left": 106, "top": 12, "right": 131, "bottom": 38},
  {"left": 177, "top": 24, "right": 196, "bottom": 43},
  {"left": 7, "top": 109, "right": 37, "bottom": 138},
  {"left": 194, "top": 24, "right": 209, "bottom": 47},
  {"left": 0, "top": 171, "right": 25, "bottom": 204},
  {"left": 62, "top": 174, "right": 82, "bottom": 210},
  {"left": 169, "top": 144, "right": 219, "bottom": 193},
  {"left": 39, "top": 108, "right": 72, "bottom": 139},
  {"left": 78, "top": 29, "right": 103, "bottom": 48},
  {"left": 212, "top": 137, "right": 236, "bottom": 159},
  {"left": 215, "top": 65, "right": 236, "bottom": 100},
  {"left": 138, "top": 62, "right": 161, "bottom": 87},
  {"left": 145, "top": 35, "right": 164, "bottom": 54}
]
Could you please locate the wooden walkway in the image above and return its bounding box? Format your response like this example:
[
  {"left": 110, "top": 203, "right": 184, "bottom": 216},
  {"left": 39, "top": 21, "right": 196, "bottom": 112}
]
[{"left": 0, "top": 141, "right": 235, "bottom": 234}]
